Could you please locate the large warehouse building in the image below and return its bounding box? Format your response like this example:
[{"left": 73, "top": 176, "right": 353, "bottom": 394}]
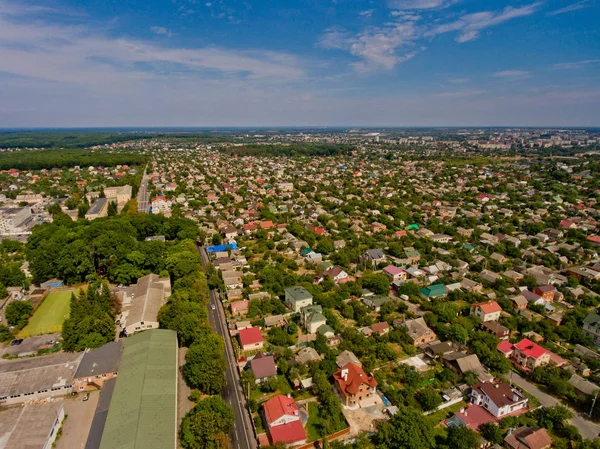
[
  {"left": 0, "top": 351, "right": 83, "bottom": 406},
  {"left": 97, "top": 329, "right": 178, "bottom": 449}
]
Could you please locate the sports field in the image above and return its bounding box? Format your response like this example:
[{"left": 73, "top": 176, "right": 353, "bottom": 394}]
[{"left": 19, "top": 290, "right": 72, "bottom": 337}]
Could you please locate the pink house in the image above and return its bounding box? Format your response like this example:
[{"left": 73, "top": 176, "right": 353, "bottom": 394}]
[{"left": 383, "top": 265, "right": 407, "bottom": 282}]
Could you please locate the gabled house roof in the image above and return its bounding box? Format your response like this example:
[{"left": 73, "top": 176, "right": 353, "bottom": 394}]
[
  {"left": 472, "top": 300, "right": 502, "bottom": 314},
  {"left": 238, "top": 327, "right": 264, "bottom": 347},
  {"left": 250, "top": 354, "right": 277, "bottom": 379},
  {"left": 333, "top": 362, "right": 377, "bottom": 396}
]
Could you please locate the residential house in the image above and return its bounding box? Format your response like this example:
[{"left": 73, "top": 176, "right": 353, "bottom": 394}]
[
  {"left": 301, "top": 305, "right": 327, "bottom": 334},
  {"left": 285, "top": 286, "right": 313, "bottom": 313},
  {"left": 504, "top": 427, "right": 552, "bottom": 449},
  {"left": 383, "top": 265, "right": 407, "bottom": 282},
  {"left": 470, "top": 381, "right": 528, "bottom": 418},
  {"left": 402, "top": 318, "right": 437, "bottom": 346},
  {"left": 480, "top": 321, "right": 510, "bottom": 340},
  {"left": 238, "top": 327, "right": 264, "bottom": 352},
  {"left": 371, "top": 322, "right": 390, "bottom": 336},
  {"left": 511, "top": 294, "right": 528, "bottom": 310},
  {"left": 250, "top": 354, "right": 277, "bottom": 384},
  {"left": 498, "top": 339, "right": 551, "bottom": 370},
  {"left": 230, "top": 300, "right": 249, "bottom": 316},
  {"left": 470, "top": 301, "right": 502, "bottom": 322},
  {"left": 294, "top": 347, "right": 322, "bottom": 365},
  {"left": 420, "top": 283, "right": 447, "bottom": 300},
  {"left": 263, "top": 394, "right": 307, "bottom": 446},
  {"left": 362, "top": 249, "right": 386, "bottom": 266},
  {"left": 322, "top": 266, "right": 350, "bottom": 284},
  {"left": 533, "top": 285, "right": 556, "bottom": 302},
  {"left": 264, "top": 314, "right": 286, "bottom": 328},
  {"left": 333, "top": 362, "right": 378, "bottom": 408},
  {"left": 362, "top": 295, "right": 392, "bottom": 312},
  {"left": 583, "top": 312, "right": 600, "bottom": 346},
  {"left": 336, "top": 350, "right": 361, "bottom": 368}
]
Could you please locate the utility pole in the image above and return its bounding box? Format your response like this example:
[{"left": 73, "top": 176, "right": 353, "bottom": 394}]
[{"left": 590, "top": 389, "right": 599, "bottom": 418}]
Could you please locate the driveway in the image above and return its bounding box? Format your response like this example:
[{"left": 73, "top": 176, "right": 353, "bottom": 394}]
[
  {"left": 55, "top": 391, "right": 100, "bottom": 449},
  {"left": 510, "top": 372, "right": 600, "bottom": 440},
  {"left": 0, "top": 333, "right": 61, "bottom": 357}
]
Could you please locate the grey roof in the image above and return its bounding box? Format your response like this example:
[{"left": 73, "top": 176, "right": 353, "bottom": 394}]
[
  {"left": 124, "top": 274, "right": 171, "bottom": 328},
  {"left": 0, "top": 351, "right": 83, "bottom": 399},
  {"left": 87, "top": 198, "right": 107, "bottom": 215},
  {"left": 336, "top": 350, "right": 361, "bottom": 368},
  {"left": 285, "top": 286, "right": 313, "bottom": 302},
  {"left": 569, "top": 374, "right": 599, "bottom": 396},
  {"left": 0, "top": 402, "right": 64, "bottom": 449},
  {"left": 75, "top": 340, "right": 122, "bottom": 379},
  {"left": 584, "top": 312, "right": 600, "bottom": 326},
  {"left": 364, "top": 248, "right": 385, "bottom": 260},
  {"left": 85, "top": 378, "right": 117, "bottom": 449},
  {"left": 402, "top": 318, "right": 434, "bottom": 341},
  {"left": 295, "top": 347, "right": 321, "bottom": 365}
]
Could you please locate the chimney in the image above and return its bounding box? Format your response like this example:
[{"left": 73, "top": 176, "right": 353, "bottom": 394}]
[
  {"left": 459, "top": 408, "right": 465, "bottom": 413},
  {"left": 287, "top": 393, "right": 291, "bottom": 399},
  {"left": 341, "top": 369, "right": 348, "bottom": 381}
]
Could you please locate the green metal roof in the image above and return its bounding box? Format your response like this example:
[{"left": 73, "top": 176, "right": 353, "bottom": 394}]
[
  {"left": 99, "top": 329, "right": 178, "bottom": 449},
  {"left": 420, "top": 284, "right": 447, "bottom": 298}
]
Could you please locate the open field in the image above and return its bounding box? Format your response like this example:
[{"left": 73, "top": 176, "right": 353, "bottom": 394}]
[{"left": 19, "top": 290, "right": 72, "bottom": 337}]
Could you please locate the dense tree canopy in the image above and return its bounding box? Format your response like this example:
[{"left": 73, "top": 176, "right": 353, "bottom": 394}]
[
  {"left": 181, "top": 395, "right": 235, "bottom": 449},
  {"left": 183, "top": 333, "right": 227, "bottom": 395},
  {"left": 62, "top": 283, "right": 117, "bottom": 351},
  {"left": 26, "top": 213, "right": 200, "bottom": 284}
]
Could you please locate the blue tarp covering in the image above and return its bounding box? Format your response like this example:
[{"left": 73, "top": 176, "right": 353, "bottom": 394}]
[{"left": 206, "top": 241, "right": 238, "bottom": 253}]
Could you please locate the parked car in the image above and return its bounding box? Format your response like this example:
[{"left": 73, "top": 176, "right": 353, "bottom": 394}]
[
  {"left": 10, "top": 339, "right": 23, "bottom": 346},
  {"left": 211, "top": 303, "right": 216, "bottom": 310},
  {"left": 83, "top": 393, "right": 90, "bottom": 401}
]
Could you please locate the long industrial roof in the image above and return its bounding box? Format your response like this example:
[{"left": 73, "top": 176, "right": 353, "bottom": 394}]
[{"left": 98, "top": 329, "right": 177, "bottom": 449}]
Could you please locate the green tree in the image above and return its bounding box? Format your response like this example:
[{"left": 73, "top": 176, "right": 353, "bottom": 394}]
[
  {"left": 0, "top": 324, "right": 13, "bottom": 342},
  {"left": 446, "top": 424, "right": 480, "bottom": 449},
  {"left": 415, "top": 387, "right": 442, "bottom": 411},
  {"left": 183, "top": 333, "right": 227, "bottom": 394},
  {"left": 180, "top": 396, "right": 234, "bottom": 449},
  {"left": 373, "top": 406, "right": 435, "bottom": 449},
  {"left": 5, "top": 301, "right": 33, "bottom": 327},
  {"left": 362, "top": 273, "right": 390, "bottom": 295},
  {"left": 479, "top": 423, "right": 504, "bottom": 445}
]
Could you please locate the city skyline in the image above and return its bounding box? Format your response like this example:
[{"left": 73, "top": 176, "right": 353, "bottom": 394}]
[{"left": 0, "top": 0, "right": 599, "bottom": 127}]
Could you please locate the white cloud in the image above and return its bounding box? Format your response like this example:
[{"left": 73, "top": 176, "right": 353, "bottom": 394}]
[
  {"left": 150, "top": 26, "right": 172, "bottom": 36},
  {"left": 388, "top": 0, "right": 458, "bottom": 10},
  {"left": 426, "top": 2, "right": 541, "bottom": 42},
  {"left": 319, "top": 16, "right": 422, "bottom": 71},
  {"left": 447, "top": 77, "right": 470, "bottom": 84},
  {"left": 552, "top": 59, "right": 600, "bottom": 70},
  {"left": 493, "top": 70, "right": 532, "bottom": 79},
  {"left": 547, "top": 0, "right": 590, "bottom": 16},
  {"left": 435, "top": 89, "right": 485, "bottom": 98},
  {"left": 0, "top": 2, "right": 305, "bottom": 86},
  {"left": 359, "top": 9, "right": 375, "bottom": 17}
]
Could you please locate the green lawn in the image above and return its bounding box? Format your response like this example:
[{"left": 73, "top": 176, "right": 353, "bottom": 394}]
[
  {"left": 305, "top": 402, "right": 323, "bottom": 442},
  {"left": 20, "top": 290, "right": 72, "bottom": 337}
]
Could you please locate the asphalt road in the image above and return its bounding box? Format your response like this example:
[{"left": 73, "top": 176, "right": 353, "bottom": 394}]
[
  {"left": 509, "top": 371, "right": 600, "bottom": 440},
  {"left": 137, "top": 166, "right": 150, "bottom": 213},
  {"left": 199, "top": 245, "right": 257, "bottom": 449}
]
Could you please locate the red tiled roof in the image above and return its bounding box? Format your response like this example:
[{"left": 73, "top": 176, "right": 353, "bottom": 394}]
[
  {"left": 473, "top": 300, "right": 502, "bottom": 314},
  {"left": 497, "top": 340, "right": 514, "bottom": 354},
  {"left": 238, "top": 327, "right": 263, "bottom": 346},
  {"left": 371, "top": 322, "right": 389, "bottom": 333},
  {"left": 514, "top": 338, "right": 548, "bottom": 359},
  {"left": 264, "top": 394, "right": 299, "bottom": 423},
  {"left": 333, "top": 362, "right": 377, "bottom": 395},
  {"left": 268, "top": 419, "right": 306, "bottom": 445},
  {"left": 452, "top": 404, "right": 496, "bottom": 429}
]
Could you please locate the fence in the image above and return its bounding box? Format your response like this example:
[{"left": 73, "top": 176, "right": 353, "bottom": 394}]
[{"left": 296, "top": 427, "right": 351, "bottom": 449}]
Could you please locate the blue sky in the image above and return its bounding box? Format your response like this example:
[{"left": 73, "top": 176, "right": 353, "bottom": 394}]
[{"left": 0, "top": 0, "right": 598, "bottom": 127}]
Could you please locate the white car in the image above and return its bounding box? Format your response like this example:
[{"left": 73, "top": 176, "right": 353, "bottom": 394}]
[{"left": 211, "top": 304, "right": 216, "bottom": 310}]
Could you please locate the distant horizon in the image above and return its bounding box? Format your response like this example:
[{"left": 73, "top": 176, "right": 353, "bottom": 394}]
[{"left": 1, "top": 126, "right": 599, "bottom": 132}]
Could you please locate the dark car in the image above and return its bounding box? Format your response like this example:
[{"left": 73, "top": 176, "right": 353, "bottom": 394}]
[{"left": 10, "top": 339, "right": 23, "bottom": 346}]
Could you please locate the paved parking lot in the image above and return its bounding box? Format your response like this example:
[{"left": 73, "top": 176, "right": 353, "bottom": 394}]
[
  {"left": 55, "top": 391, "right": 99, "bottom": 449},
  {"left": 0, "top": 333, "right": 61, "bottom": 357}
]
